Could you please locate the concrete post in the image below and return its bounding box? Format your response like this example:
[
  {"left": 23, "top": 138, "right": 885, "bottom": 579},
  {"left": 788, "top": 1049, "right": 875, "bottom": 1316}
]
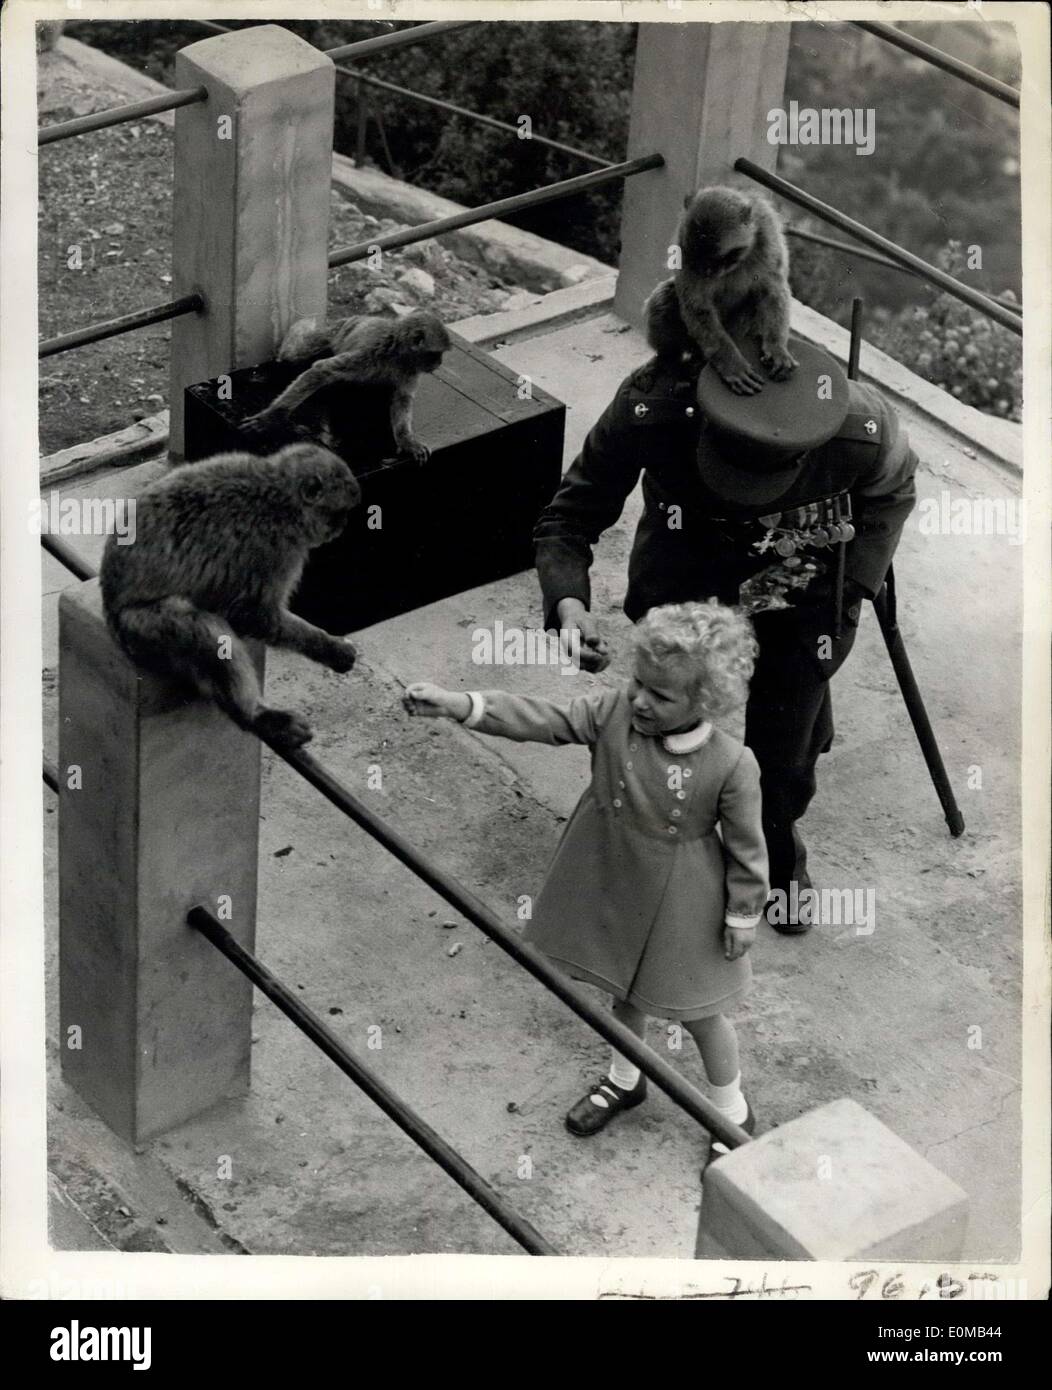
[
  {"left": 58, "top": 582, "right": 263, "bottom": 1144},
  {"left": 169, "top": 25, "right": 335, "bottom": 459},
  {"left": 696, "top": 1099, "right": 969, "bottom": 1260},
  {"left": 614, "top": 21, "right": 790, "bottom": 326}
]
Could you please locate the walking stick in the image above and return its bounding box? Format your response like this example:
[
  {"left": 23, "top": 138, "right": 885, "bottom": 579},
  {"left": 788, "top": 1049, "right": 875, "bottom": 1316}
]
[{"left": 847, "top": 296, "right": 965, "bottom": 837}]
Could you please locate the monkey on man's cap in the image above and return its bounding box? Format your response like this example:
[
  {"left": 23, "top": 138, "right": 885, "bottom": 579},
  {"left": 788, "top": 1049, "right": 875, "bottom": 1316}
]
[{"left": 695, "top": 336, "right": 851, "bottom": 506}]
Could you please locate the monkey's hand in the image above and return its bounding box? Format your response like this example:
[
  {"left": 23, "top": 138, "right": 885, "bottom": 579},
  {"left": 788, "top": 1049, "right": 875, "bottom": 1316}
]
[
  {"left": 322, "top": 638, "right": 357, "bottom": 674},
  {"left": 241, "top": 409, "right": 284, "bottom": 439},
  {"left": 397, "top": 438, "right": 430, "bottom": 466},
  {"left": 760, "top": 343, "right": 798, "bottom": 381},
  {"left": 711, "top": 346, "right": 766, "bottom": 395},
  {"left": 254, "top": 707, "right": 313, "bottom": 750}
]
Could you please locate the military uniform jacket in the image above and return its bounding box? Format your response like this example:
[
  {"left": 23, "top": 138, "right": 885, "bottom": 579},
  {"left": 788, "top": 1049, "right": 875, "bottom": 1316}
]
[
  {"left": 466, "top": 685, "right": 770, "bottom": 1019},
  {"left": 534, "top": 359, "right": 918, "bottom": 676}
]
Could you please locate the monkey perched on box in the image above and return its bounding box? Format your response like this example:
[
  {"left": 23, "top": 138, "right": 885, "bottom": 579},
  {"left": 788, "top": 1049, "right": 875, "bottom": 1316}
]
[
  {"left": 242, "top": 311, "right": 452, "bottom": 463},
  {"left": 100, "top": 444, "right": 361, "bottom": 751},
  {"left": 644, "top": 186, "right": 797, "bottom": 396}
]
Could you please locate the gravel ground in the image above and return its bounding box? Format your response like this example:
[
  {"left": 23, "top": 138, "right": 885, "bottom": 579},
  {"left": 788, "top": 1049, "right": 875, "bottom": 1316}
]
[{"left": 37, "top": 48, "right": 526, "bottom": 456}]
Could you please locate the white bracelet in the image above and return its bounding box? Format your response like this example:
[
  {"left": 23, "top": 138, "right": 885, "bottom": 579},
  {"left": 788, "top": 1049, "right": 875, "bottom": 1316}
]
[{"left": 462, "top": 691, "right": 486, "bottom": 728}]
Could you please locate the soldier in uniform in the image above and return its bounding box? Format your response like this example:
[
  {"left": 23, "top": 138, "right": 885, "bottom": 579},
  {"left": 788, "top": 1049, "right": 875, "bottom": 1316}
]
[{"left": 534, "top": 334, "right": 918, "bottom": 933}]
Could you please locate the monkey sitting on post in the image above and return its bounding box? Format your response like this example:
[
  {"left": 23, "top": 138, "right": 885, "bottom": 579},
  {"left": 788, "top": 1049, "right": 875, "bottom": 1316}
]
[
  {"left": 100, "top": 444, "right": 362, "bottom": 751},
  {"left": 644, "top": 185, "right": 797, "bottom": 395},
  {"left": 242, "top": 311, "right": 452, "bottom": 463}
]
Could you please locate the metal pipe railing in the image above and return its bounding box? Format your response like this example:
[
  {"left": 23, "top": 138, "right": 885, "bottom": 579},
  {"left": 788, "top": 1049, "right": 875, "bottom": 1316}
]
[
  {"left": 784, "top": 226, "right": 1023, "bottom": 315},
  {"left": 335, "top": 64, "right": 613, "bottom": 169},
  {"left": 38, "top": 86, "right": 208, "bottom": 147},
  {"left": 852, "top": 20, "right": 1020, "bottom": 109},
  {"left": 40, "top": 533, "right": 98, "bottom": 582},
  {"left": 325, "top": 20, "right": 478, "bottom": 63},
  {"left": 194, "top": 19, "right": 610, "bottom": 168},
  {"left": 39, "top": 294, "right": 204, "bottom": 359},
  {"left": 188, "top": 905, "right": 555, "bottom": 1255},
  {"left": 735, "top": 158, "right": 1023, "bottom": 336},
  {"left": 329, "top": 153, "right": 663, "bottom": 268},
  {"left": 37, "top": 21, "right": 478, "bottom": 147},
  {"left": 39, "top": 524, "right": 749, "bottom": 1154}
]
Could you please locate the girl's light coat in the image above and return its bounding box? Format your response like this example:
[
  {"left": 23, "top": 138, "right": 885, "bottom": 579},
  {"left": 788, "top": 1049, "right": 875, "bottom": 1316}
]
[{"left": 469, "top": 686, "right": 770, "bottom": 1020}]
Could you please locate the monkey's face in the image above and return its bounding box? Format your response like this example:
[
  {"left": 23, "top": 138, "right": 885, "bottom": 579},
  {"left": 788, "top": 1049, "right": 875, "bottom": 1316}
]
[
  {"left": 681, "top": 191, "right": 756, "bottom": 280},
  {"left": 403, "top": 314, "right": 451, "bottom": 374},
  {"left": 282, "top": 445, "right": 362, "bottom": 543}
]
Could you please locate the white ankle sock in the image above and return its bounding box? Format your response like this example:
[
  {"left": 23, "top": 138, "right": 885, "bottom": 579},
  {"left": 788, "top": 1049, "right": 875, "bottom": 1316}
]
[
  {"left": 709, "top": 1073, "right": 748, "bottom": 1125},
  {"left": 608, "top": 1053, "right": 641, "bottom": 1092}
]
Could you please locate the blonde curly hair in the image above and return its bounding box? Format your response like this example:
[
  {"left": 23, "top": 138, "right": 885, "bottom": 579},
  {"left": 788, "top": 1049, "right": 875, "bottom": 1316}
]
[{"left": 631, "top": 600, "right": 758, "bottom": 719}]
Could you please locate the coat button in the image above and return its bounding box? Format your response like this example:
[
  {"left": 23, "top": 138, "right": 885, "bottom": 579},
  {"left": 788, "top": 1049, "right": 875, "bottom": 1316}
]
[
  {"left": 676, "top": 790, "right": 686, "bottom": 800},
  {"left": 685, "top": 405, "right": 696, "bottom": 417},
  {"left": 667, "top": 826, "right": 678, "bottom": 835},
  {"left": 671, "top": 808, "right": 682, "bottom": 818},
  {"left": 628, "top": 744, "right": 637, "bottom": 753},
  {"left": 613, "top": 798, "right": 622, "bottom": 808},
  {"left": 618, "top": 780, "right": 626, "bottom": 789},
  {"left": 634, "top": 403, "right": 649, "bottom": 418},
  {"left": 683, "top": 768, "right": 692, "bottom": 779},
  {"left": 625, "top": 761, "right": 633, "bottom": 770}
]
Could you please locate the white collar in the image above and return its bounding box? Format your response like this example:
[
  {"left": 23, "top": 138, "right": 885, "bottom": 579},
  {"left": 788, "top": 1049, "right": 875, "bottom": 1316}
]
[{"left": 661, "top": 721, "right": 713, "bottom": 754}]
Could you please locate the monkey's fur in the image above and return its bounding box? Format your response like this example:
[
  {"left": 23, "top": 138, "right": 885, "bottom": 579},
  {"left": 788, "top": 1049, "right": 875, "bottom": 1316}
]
[
  {"left": 644, "top": 186, "right": 796, "bottom": 395},
  {"left": 100, "top": 444, "right": 362, "bottom": 750},
  {"left": 242, "top": 311, "right": 452, "bottom": 463}
]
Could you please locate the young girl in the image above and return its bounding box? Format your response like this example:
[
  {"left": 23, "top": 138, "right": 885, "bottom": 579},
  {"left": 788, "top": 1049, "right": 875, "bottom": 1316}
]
[{"left": 403, "top": 600, "right": 769, "bottom": 1144}]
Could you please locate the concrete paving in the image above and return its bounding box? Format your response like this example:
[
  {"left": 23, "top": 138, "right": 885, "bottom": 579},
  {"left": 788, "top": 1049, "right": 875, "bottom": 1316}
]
[{"left": 41, "top": 311, "right": 1022, "bottom": 1260}]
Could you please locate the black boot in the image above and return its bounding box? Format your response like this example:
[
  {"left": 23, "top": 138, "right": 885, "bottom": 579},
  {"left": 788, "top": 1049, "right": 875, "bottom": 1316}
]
[{"left": 766, "top": 828, "right": 815, "bottom": 934}]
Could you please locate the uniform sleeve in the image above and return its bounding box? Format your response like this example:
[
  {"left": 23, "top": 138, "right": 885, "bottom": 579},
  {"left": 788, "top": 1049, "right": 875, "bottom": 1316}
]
[
  {"left": 533, "top": 381, "right": 643, "bottom": 631},
  {"left": 846, "top": 390, "right": 918, "bottom": 597},
  {"left": 465, "top": 686, "right": 621, "bottom": 747},
  {"left": 718, "top": 747, "right": 770, "bottom": 928}
]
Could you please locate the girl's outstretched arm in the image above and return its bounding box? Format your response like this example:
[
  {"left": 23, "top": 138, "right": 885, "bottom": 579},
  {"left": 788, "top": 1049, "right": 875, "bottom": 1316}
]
[{"left": 404, "top": 683, "right": 619, "bottom": 747}]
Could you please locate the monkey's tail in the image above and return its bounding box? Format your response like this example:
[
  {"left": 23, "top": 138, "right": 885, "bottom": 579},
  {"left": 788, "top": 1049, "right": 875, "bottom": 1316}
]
[
  {"left": 276, "top": 320, "right": 335, "bottom": 365},
  {"left": 112, "top": 598, "right": 262, "bottom": 728}
]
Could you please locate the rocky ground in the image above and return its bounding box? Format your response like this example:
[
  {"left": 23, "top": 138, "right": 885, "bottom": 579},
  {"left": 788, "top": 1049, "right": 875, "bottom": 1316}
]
[{"left": 38, "top": 46, "right": 532, "bottom": 456}]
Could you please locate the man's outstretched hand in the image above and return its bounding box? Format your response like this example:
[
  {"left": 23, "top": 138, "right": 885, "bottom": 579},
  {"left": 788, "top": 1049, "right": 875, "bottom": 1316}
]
[{"left": 556, "top": 597, "right": 611, "bottom": 673}]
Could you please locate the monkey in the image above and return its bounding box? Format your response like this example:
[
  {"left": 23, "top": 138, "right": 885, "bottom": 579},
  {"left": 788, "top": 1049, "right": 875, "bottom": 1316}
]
[
  {"left": 241, "top": 311, "right": 452, "bottom": 463},
  {"left": 100, "top": 443, "right": 362, "bottom": 751},
  {"left": 643, "top": 185, "right": 797, "bottom": 396}
]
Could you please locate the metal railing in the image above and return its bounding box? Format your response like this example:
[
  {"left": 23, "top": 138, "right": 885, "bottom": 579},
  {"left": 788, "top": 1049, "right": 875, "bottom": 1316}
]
[
  {"left": 851, "top": 20, "right": 1020, "bottom": 109},
  {"left": 784, "top": 226, "right": 1023, "bottom": 317},
  {"left": 188, "top": 905, "right": 555, "bottom": 1254},
  {"left": 42, "top": 526, "right": 749, "bottom": 1253},
  {"left": 329, "top": 154, "right": 662, "bottom": 268},
  {"left": 39, "top": 294, "right": 204, "bottom": 359},
  {"left": 37, "top": 20, "right": 639, "bottom": 361},
  {"left": 735, "top": 158, "right": 1022, "bottom": 337},
  {"left": 193, "top": 18, "right": 612, "bottom": 171},
  {"left": 37, "top": 21, "right": 479, "bottom": 146}
]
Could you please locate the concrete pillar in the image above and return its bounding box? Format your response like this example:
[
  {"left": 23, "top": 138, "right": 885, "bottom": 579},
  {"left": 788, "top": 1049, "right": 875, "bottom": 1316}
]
[
  {"left": 58, "top": 582, "right": 263, "bottom": 1144},
  {"left": 614, "top": 21, "right": 790, "bottom": 326},
  {"left": 169, "top": 25, "right": 335, "bottom": 458},
  {"left": 696, "top": 1098, "right": 969, "bottom": 1260}
]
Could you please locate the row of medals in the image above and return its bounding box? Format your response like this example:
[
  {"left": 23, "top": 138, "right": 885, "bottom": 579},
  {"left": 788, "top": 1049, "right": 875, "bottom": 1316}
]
[{"left": 753, "top": 495, "right": 856, "bottom": 561}]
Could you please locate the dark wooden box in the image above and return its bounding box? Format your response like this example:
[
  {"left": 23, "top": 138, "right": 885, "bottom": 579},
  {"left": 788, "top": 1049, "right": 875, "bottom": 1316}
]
[{"left": 184, "top": 332, "right": 566, "bottom": 634}]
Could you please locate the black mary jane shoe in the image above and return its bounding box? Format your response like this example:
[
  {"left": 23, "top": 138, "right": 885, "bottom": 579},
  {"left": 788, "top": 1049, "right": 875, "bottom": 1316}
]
[{"left": 565, "top": 1074, "right": 647, "bottom": 1137}]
